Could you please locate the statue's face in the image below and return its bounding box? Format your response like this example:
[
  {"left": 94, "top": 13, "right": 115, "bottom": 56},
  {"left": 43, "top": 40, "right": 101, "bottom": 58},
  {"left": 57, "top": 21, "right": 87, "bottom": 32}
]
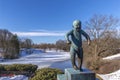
[
  {"left": 73, "top": 20, "right": 81, "bottom": 31},
  {"left": 74, "top": 23, "right": 81, "bottom": 31}
]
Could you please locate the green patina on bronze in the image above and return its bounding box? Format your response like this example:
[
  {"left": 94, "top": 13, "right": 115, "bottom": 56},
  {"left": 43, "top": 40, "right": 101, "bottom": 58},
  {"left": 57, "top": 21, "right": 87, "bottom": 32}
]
[{"left": 65, "top": 20, "right": 91, "bottom": 71}]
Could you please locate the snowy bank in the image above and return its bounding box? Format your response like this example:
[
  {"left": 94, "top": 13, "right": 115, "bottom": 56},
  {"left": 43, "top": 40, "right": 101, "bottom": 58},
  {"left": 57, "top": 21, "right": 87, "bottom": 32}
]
[
  {"left": 103, "top": 53, "right": 120, "bottom": 60},
  {"left": 98, "top": 69, "right": 120, "bottom": 80},
  {"left": 98, "top": 53, "right": 120, "bottom": 80}
]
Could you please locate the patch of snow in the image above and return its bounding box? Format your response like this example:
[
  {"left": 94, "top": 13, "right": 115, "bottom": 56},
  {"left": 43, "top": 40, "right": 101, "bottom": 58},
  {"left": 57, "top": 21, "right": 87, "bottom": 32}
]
[
  {"left": 20, "top": 48, "right": 44, "bottom": 57},
  {"left": 46, "top": 49, "right": 57, "bottom": 52},
  {"left": 99, "top": 53, "right": 120, "bottom": 80},
  {"left": 0, "top": 77, "right": 10, "bottom": 80},
  {"left": 0, "top": 75, "right": 28, "bottom": 80},
  {"left": 103, "top": 53, "right": 120, "bottom": 60},
  {"left": 10, "top": 75, "right": 28, "bottom": 80},
  {"left": 98, "top": 69, "right": 120, "bottom": 80}
]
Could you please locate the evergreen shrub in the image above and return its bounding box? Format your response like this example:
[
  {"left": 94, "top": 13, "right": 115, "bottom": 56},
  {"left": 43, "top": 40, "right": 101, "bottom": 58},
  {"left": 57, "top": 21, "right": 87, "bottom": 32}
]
[{"left": 30, "top": 68, "right": 63, "bottom": 80}]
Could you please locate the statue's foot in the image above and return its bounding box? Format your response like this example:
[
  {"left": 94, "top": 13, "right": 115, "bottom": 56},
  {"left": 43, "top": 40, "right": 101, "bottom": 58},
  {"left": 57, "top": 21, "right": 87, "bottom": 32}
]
[
  {"left": 73, "top": 65, "right": 79, "bottom": 70},
  {"left": 80, "top": 68, "right": 83, "bottom": 72}
]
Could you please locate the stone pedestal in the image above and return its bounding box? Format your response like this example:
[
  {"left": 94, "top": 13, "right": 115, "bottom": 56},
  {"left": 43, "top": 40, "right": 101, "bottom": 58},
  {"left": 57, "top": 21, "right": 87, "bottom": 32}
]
[{"left": 57, "top": 68, "right": 95, "bottom": 80}]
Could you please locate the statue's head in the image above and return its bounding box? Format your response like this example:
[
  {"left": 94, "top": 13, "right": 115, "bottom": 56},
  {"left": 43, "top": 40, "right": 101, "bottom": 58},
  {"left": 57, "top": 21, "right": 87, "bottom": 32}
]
[{"left": 73, "top": 20, "right": 81, "bottom": 31}]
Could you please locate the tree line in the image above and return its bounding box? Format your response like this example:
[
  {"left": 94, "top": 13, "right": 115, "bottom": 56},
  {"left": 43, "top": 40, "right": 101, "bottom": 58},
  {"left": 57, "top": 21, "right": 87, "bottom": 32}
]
[
  {"left": 33, "top": 39, "right": 70, "bottom": 52},
  {"left": 0, "top": 29, "right": 33, "bottom": 59}
]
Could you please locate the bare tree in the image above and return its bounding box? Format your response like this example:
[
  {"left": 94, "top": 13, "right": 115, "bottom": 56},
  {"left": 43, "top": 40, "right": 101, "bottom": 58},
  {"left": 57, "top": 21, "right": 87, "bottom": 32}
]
[
  {"left": 56, "top": 39, "right": 70, "bottom": 51},
  {"left": 0, "top": 29, "right": 13, "bottom": 54},
  {"left": 24, "top": 39, "right": 33, "bottom": 49},
  {"left": 0, "top": 29, "right": 20, "bottom": 58},
  {"left": 20, "top": 38, "right": 33, "bottom": 49},
  {"left": 84, "top": 15, "right": 120, "bottom": 58},
  {"left": 9, "top": 34, "right": 20, "bottom": 58}
]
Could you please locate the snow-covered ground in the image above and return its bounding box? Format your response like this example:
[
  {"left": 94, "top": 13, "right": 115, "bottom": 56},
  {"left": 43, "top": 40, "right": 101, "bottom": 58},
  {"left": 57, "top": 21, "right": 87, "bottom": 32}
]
[
  {"left": 98, "top": 69, "right": 120, "bottom": 80},
  {"left": 98, "top": 53, "right": 120, "bottom": 80}
]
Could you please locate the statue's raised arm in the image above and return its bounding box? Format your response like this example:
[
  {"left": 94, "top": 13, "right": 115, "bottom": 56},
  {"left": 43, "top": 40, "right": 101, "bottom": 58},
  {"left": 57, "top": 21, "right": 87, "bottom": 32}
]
[{"left": 81, "top": 30, "right": 91, "bottom": 45}]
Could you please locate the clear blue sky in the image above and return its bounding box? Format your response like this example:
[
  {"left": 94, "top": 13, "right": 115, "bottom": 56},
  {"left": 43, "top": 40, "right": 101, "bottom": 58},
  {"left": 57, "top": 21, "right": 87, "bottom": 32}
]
[{"left": 0, "top": 0, "right": 120, "bottom": 44}]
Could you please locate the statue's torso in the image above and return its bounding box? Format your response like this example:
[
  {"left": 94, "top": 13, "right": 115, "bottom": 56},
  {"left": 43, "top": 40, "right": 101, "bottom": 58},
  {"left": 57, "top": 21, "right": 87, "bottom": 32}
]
[{"left": 71, "top": 30, "right": 82, "bottom": 49}]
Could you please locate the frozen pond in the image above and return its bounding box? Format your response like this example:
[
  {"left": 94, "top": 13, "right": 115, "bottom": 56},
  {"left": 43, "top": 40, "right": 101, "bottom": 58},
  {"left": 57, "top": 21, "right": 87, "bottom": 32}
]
[{"left": 0, "top": 50, "right": 72, "bottom": 70}]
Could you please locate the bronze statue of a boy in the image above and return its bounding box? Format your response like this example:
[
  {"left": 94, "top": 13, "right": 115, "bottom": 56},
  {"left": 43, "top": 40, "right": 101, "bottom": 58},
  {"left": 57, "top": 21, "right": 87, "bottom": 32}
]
[{"left": 65, "top": 20, "right": 90, "bottom": 71}]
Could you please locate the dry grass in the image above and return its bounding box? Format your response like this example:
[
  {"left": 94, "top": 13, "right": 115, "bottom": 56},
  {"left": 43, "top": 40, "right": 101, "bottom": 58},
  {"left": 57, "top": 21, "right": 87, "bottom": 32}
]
[
  {"left": 97, "top": 60, "right": 120, "bottom": 74},
  {"left": 84, "top": 55, "right": 120, "bottom": 74}
]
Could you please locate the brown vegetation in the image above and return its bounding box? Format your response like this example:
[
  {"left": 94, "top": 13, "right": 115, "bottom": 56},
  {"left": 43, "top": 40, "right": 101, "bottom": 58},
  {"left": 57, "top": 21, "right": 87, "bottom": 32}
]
[
  {"left": 83, "top": 14, "right": 120, "bottom": 73},
  {"left": 97, "top": 60, "right": 120, "bottom": 74}
]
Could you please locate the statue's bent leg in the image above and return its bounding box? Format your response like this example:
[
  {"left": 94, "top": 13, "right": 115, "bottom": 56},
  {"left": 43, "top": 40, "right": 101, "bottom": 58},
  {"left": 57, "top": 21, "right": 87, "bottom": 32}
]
[
  {"left": 70, "top": 47, "right": 78, "bottom": 70},
  {"left": 77, "top": 48, "right": 83, "bottom": 71}
]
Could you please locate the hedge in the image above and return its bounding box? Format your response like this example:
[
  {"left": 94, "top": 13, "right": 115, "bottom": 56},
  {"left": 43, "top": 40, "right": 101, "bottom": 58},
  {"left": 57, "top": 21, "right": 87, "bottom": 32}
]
[
  {"left": 30, "top": 68, "right": 63, "bottom": 80},
  {"left": 0, "top": 64, "right": 38, "bottom": 73}
]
